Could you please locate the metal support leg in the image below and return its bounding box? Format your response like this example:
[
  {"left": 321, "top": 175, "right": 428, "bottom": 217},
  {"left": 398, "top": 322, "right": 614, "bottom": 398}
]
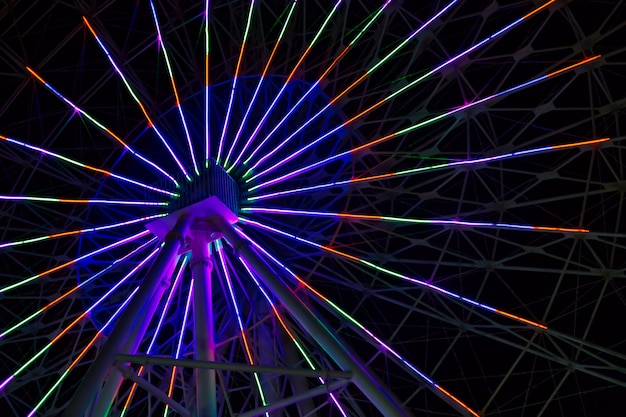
[
  {"left": 63, "top": 215, "right": 192, "bottom": 417},
  {"left": 91, "top": 256, "right": 179, "bottom": 416},
  {"left": 190, "top": 234, "right": 217, "bottom": 417},
  {"left": 216, "top": 219, "right": 412, "bottom": 417}
]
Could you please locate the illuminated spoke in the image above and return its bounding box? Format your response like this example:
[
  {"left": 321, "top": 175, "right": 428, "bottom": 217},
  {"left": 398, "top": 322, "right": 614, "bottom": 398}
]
[
  {"left": 247, "top": 138, "right": 610, "bottom": 201},
  {"left": 82, "top": 17, "right": 191, "bottom": 182},
  {"left": 25, "top": 67, "right": 180, "bottom": 187},
  {"left": 236, "top": 0, "right": 345, "bottom": 169},
  {"left": 216, "top": 0, "right": 257, "bottom": 167},
  {"left": 0, "top": 247, "right": 159, "bottom": 392},
  {"left": 224, "top": 0, "right": 299, "bottom": 172},
  {"left": 0, "top": 134, "right": 179, "bottom": 197},
  {"left": 204, "top": 0, "right": 211, "bottom": 168},
  {"left": 242, "top": 0, "right": 452, "bottom": 174},
  {"left": 248, "top": 55, "right": 602, "bottom": 191},
  {"left": 0, "top": 230, "right": 150, "bottom": 294},
  {"left": 0, "top": 238, "right": 156, "bottom": 339},
  {"left": 240, "top": 218, "right": 548, "bottom": 330},
  {"left": 149, "top": 0, "right": 199, "bottom": 177},
  {"left": 0, "top": 195, "right": 168, "bottom": 206},
  {"left": 237, "top": 253, "right": 349, "bottom": 416},
  {"left": 243, "top": 0, "right": 555, "bottom": 180},
  {"left": 241, "top": 207, "right": 590, "bottom": 233},
  {"left": 27, "top": 286, "right": 139, "bottom": 417},
  {"left": 0, "top": 214, "right": 165, "bottom": 250},
  {"left": 238, "top": 227, "right": 480, "bottom": 417},
  {"left": 216, "top": 241, "right": 269, "bottom": 414}
]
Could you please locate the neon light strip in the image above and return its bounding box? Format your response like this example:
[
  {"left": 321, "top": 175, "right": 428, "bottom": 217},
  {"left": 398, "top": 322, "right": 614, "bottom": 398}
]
[
  {"left": 239, "top": 218, "right": 548, "bottom": 330},
  {"left": 240, "top": 207, "right": 589, "bottom": 233},
  {"left": 243, "top": 0, "right": 450, "bottom": 174},
  {"left": 0, "top": 238, "right": 156, "bottom": 339},
  {"left": 205, "top": 0, "right": 211, "bottom": 168},
  {"left": 0, "top": 230, "right": 150, "bottom": 294},
  {"left": 0, "top": 247, "right": 159, "bottom": 392},
  {"left": 0, "top": 214, "right": 165, "bottom": 250},
  {"left": 149, "top": 1, "right": 199, "bottom": 177},
  {"left": 248, "top": 55, "right": 602, "bottom": 191},
  {"left": 216, "top": 242, "right": 269, "bottom": 413},
  {"left": 0, "top": 134, "right": 178, "bottom": 197},
  {"left": 245, "top": 0, "right": 555, "bottom": 178},
  {"left": 238, "top": 0, "right": 345, "bottom": 168},
  {"left": 238, "top": 255, "right": 348, "bottom": 416},
  {"left": 0, "top": 195, "right": 168, "bottom": 206},
  {"left": 120, "top": 255, "right": 187, "bottom": 417},
  {"left": 224, "top": 0, "right": 299, "bottom": 171},
  {"left": 216, "top": 0, "right": 256, "bottom": 166},
  {"left": 25, "top": 67, "right": 179, "bottom": 187},
  {"left": 27, "top": 286, "right": 139, "bottom": 417},
  {"left": 237, "top": 0, "right": 391, "bottom": 172},
  {"left": 163, "top": 277, "right": 194, "bottom": 417},
  {"left": 237, "top": 227, "right": 479, "bottom": 417},
  {"left": 248, "top": 137, "right": 610, "bottom": 201},
  {"left": 82, "top": 17, "right": 191, "bottom": 182}
]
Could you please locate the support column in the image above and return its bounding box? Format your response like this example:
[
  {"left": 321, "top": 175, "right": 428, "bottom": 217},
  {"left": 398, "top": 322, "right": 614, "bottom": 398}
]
[
  {"left": 216, "top": 220, "right": 412, "bottom": 417},
  {"left": 189, "top": 234, "right": 217, "bottom": 417},
  {"left": 63, "top": 214, "right": 192, "bottom": 417}
]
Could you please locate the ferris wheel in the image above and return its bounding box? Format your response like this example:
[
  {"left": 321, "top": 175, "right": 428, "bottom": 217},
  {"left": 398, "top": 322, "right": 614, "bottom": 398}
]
[{"left": 0, "top": 1, "right": 625, "bottom": 416}]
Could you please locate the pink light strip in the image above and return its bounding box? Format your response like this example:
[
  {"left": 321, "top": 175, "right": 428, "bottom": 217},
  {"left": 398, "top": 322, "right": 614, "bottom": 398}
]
[{"left": 239, "top": 217, "right": 548, "bottom": 330}]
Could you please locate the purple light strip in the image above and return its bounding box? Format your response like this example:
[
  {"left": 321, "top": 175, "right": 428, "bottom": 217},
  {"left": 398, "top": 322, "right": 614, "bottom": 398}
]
[{"left": 0, "top": 213, "right": 164, "bottom": 250}]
